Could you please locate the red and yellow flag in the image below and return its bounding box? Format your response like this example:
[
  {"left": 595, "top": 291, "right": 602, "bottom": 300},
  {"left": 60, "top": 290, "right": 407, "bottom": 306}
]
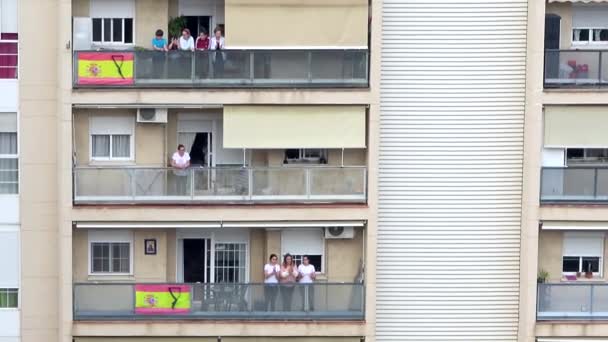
[
  {"left": 77, "top": 52, "right": 134, "bottom": 86},
  {"left": 135, "top": 284, "right": 191, "bottom": 314}
]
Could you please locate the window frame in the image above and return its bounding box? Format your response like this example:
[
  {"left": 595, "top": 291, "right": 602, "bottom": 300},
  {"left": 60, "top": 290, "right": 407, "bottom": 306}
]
[
  {"left": 91, "top": 17, "right": 134, "bottom": 46},
  {"left": 572, "top": 27, "right": 608, "bottom": 47},
  {"left": 88, "top": 230, "right": 133, "bottom": 276},
  {"left": 566, "top": 148, "right": 608, "bottom": 165},
  {"left": 281, "top": 228, "right": 325, "bottom": 273},
  {"left": 0, "top": 288, "right": 18, "bottom": 309},
  {"left": 0, "top": 112, "right": 18, "bottom": 195},
  {"left": 89, "top": 116, "right": 135, "bottom": 163},
  {"left": 284, "top": 148, "right": 328, "bottom": 165},
  {"left": 213, "top": 242, "right": 248, "bottom": 284},
  {"left": 562, "top": 233, "right": 604, "bottom": 278}
]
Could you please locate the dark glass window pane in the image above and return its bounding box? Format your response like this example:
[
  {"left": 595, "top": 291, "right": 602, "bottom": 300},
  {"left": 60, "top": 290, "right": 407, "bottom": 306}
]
[
  {"left": 582, "top": 257, "right": 600, "bottom": 273},
  {"left": 124, "top": 18, "right": 133, "bottom": 43},
  {"left": 92, "top": 18, "right": 102, "bottom": 42},
  {"left": 562, "top": 256, "right": 580, "bottom": 272},
  {"left": 285, "top": 149, "right": 299, "bottom": 160},
  {"left": 567, "top": 148, "right": 584, "bottom": 160},
  {"left": 103, "top": 19, "right": 111, "bottom": 42},
  {"left": 112, "top": 18, "right": 122, "bottom": 42},
  {"left": 574, "top": 29, "right": 590, "bottom": 42}
]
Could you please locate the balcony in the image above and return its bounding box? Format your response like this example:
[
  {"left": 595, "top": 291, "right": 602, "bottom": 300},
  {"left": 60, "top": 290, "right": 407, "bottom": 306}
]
[
  {"left": 537, "top": 283, "right": 608, "bottom": 320},
  {"left": 73, "top": 282, "right": 365, "bottom": 321},
  {"left": 544, "top": 49, "right": 608, "bottom": 88},
  {"left": 73, "top": 166, "right": 367, "bottom": 204},
  {"left": 540, "top": 167, "right": 608, "bottom": 203},
  {"left": 73, "top": 50, "right": 369, "bottom": 88}
]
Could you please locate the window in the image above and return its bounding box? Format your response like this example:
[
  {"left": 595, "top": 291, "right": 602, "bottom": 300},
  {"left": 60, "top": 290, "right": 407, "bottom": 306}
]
[
  {"left": 0, "top": 288, "right": 17, "bottom": 308},
  {"left": 566, "top": 148, "right": 608, "bottom": 164},
  {"left": 284, "top": 149, "right": 327, "bottom": 164},
  {"left": 562, "top": 233, "right": 604, "bottom": 277},
  {"left": 0, "top": 112, "right": 17, "bottom": 194},
  {"left": 571, "top": 5, "right": 608, "bottom": 46},
  {"left": 90, "top": 0, "right": 134, "bottom": 45},
  {"left": 88, "top": 230, "right": 133, "bottom": 275},
  {"left": 0, "top": 0, "right": 17, "bottom": 79},
  {"left": 91, "top": 18, "right": 134, "bottom": 44},
  {"left": 214, "top": 243, "right": 247, "bottom": 283},
  {"left": 281, "top": 229, "right": 324, "bottom": 272},
  {"left": 573, "top": 28, "right": 608, "bottom": 45},
  {"left": 89, "top": 116, "right": 134, "bottom": 161}
]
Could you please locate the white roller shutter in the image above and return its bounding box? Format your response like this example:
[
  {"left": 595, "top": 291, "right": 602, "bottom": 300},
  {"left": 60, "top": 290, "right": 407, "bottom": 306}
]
[{"left": 379, "top": 0, "right": 526, "bottom": 341}]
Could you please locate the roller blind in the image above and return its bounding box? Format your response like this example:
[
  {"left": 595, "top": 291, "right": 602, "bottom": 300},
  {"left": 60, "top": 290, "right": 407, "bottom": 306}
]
[
  {"left": 0, "top": 230, "right": 19, "bottom": 287},
  {"left": 90, "top": 115, "right": 134, "bottom": 135},
  {"left": 573, "top": 4, "right": 608, "bottom": 27},
  {"left": 224, "top": 0, "right": 368, "bottom": 47},
  {"left": 223, "top": 105, "right": 366, "bottom": 149},
  {"left": 544, "top": 106, "right": 608, "bottom": 147},
  {"left": 0, "top": 112, "right": 16, "bottom": 132},
  {"left": 563, "top": 232, "right": 604, "bottom": 256},
  {"left": 90, "top": 0, "right": 135, "bottom": 17},
  {"left": 282, "top": 229, "right": 324, "bottom": 255}
]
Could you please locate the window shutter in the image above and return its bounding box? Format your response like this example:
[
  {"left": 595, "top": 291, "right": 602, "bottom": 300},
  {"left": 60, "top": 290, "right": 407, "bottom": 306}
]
[{"left": 564, "top": 233, "right": 604, "bottom": 257}]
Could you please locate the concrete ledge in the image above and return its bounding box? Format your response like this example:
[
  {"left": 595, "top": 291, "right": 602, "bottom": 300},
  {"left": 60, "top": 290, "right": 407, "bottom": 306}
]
[{"left": 72, "top": 320, "right": 366, "bottom": 337}]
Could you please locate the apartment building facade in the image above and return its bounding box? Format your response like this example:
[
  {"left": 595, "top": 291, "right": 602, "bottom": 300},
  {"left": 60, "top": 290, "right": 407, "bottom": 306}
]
[
  {"left": 0, "top": 1, "right": 19, "bottom": 342},
  {"left": 19, "top": 0, "right": 377, "bottom": 342}
]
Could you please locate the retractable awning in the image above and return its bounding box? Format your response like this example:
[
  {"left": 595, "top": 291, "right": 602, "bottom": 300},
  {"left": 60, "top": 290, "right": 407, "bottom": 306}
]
[
  {"left": 223, "top": 105, "right": 366, "bottom": 149},
  {"left": 75, "top": 220, "right": 366, "bottom": 229},
  {"left": 544, "top": 106, "right": 608, "bottom": 147}
]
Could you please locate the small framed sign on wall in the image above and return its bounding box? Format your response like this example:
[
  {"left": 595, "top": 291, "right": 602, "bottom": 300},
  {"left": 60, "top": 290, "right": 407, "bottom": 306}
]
[{"left": 145, "top": 239, "right": 157, "bottom": 255}]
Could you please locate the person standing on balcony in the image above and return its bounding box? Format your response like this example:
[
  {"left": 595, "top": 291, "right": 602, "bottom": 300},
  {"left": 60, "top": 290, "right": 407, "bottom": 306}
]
[
  {"left": 171, "top": 144, "right": 191, "bottom": 195},
  {"left": 264, "top": 254, "right": 280, "bottom": 312},
  {"left": 209, "top": 27, "right": 225, "bottom": 77},
  {"left": 279, "top": 253, "right": 299, "bottom": 311},
  {"left": 298, "top": 255, "right": 316, "bottom": 311},
  {"left": 152, "top": 29, "right": 168, "bottom": 51},
  {"left": 196, "top": 29, "right": 210, "bottom": 50},
  {"left": 178, "top": 28, "right": 195, "bottom": 51}
]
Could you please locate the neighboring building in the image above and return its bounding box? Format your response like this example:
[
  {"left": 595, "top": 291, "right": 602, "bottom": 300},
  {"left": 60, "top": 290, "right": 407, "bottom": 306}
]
[
  {"left": 526, "top": 1, "right": 608, "bottom": 342},
  {"left": 0, "top": 0, "right": 19, "bottom": 342},
  {"left": 19, "top": 1, "right": 376, "bottom": 342}
]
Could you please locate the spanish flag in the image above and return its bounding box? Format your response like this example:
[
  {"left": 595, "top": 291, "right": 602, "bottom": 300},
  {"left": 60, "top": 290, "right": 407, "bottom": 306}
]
[
  {"left": 135, "top": 284, "right": 191, "bottom": 314},
  {"left": 77, "top": 52, "right": 134, "bottom": 86}
]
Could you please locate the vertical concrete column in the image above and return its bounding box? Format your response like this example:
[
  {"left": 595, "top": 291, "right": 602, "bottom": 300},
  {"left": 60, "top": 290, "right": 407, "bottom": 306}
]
[{"left": 19, "top": 0, "right": 60, "bottom": 341}]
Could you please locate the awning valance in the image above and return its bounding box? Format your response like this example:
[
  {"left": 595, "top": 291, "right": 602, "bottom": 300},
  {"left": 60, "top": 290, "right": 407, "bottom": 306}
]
[
  {"left": 223, "top": 105, "right": 366, "bottom": 149},
  {"left": 544, "top": 106, "right": 608, "bottom": 147},
  {"left": 542, "top": 221, "right": 608, "bottom": 230},
  {"left": 225, "top": 0, "right": 368, "bottom": 47}
]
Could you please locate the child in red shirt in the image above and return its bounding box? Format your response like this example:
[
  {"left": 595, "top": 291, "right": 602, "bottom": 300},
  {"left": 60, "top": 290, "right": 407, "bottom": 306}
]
[{"left": 196, "top": 30, "right": 210, "bottom": 50}]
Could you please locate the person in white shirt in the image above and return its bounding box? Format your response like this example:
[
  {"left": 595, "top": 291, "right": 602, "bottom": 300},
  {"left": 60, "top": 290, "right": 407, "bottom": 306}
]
[
  {"left": 171, "top": 144, "right": 191, "bottom": 195},
  {"left": 178, "top": 28, "right": 195, "bottom": 51},
  {"left": 298, "top": 255, "right": 316, "bottom": 311},
  {"left": 209, "top": 27, "right": 226, "bottom": 77},
  {"left": 263, "top": 254, "right": 280, "bottom": 311}
]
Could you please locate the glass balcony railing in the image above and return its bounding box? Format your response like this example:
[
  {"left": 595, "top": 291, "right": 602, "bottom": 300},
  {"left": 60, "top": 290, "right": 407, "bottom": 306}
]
[
  {"left": 544, "top": 49, "right": 608, "bottom": 88},
  {"left": 73, "top": 49, "right": 369, "bottom": 88},
  {"left": 73, "top": 166, "right": 367, "bottom": 204},
  {"left": 538, "top": 283, "right": 608, "bottom": 320},
  {"left": 73, "top": 282, "right": 365, "bottom": 321},
  {"left": 541, "top": 167, "right": 608, "bottom": 203}
]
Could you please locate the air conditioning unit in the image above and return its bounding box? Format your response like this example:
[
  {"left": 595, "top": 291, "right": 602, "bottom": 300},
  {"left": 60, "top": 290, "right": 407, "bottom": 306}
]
[
  {"left": 324, "top": 226, "right": 354, "bottom": 239},
  {"left": 137, "top": 108, "right": 168, "bottom": 123}
]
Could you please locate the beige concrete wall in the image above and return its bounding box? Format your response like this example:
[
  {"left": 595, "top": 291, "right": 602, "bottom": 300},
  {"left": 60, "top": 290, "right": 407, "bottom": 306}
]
[
  {"left": 135, "top": 0, "right": 169, "bottom": 48},
  {"left": 326, "top": 227, "right": 364, "bottom": 282},
  {"left": 546, "top": 3, "right": 572, "bottom": 50},
  {"left": 73, "top": 110, "right": 164, "bottom": 166},
  {"left": 72, "top": 0, "right": 90, "bottom": 17},
  {"left": 168, "top": 0, "right": 178, "bottom": 18},
  {"left": 265, "top": 230, "right": 281, "bottom": 262},
  {"left": 166, "top": 229, "right": 177, "bottom": 281},
  {"left": 538, "top": 230, "right": 563, "bottom": 282},
  {"left": 249, "top": 229, "right": 266, "bottom": 283},
  {"left": 73, "top": 230, "right": 88, "bottom": 282}
]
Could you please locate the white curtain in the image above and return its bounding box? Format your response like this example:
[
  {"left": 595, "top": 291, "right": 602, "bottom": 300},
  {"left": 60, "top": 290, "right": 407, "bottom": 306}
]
[
  {"left": 0, "top": 132, "right": 16, "bottom": 155},
  {"left": 112, "top": 135, "right": 130, "bottom": 158},
  {"left": 178, "top": 132, "right": 197, "bottom": 154},
  {"left": 92, "top": 135, "right": 110, "bottom": 158}
]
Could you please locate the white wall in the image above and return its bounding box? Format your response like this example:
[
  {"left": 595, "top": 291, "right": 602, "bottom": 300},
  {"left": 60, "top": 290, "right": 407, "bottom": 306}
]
[
  {"left": 0, "top": 312, "right": 19, "bottom": 339},
  {"left": 0, "top": 81, "right": 17, "bottom": 112}
]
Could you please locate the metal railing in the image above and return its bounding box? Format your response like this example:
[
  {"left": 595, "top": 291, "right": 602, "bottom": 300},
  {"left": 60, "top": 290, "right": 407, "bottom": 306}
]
[
  {"left": 73, "top": 166, "right": 367, "bottom": 204},
  {"left": 544, "top": 49, "right": 608, "bottom": 88},
  {"left": 73, "top": 282, "right": 365, "bottom": 320},
  {"left": 73, "top": 49, "right": 369, "bottom": 88},
  {"left": 537, "top": 283, "right": 608, "bottom": 320},
  {"left": 541, "top": 167, "right": 608, "bottom": 203}
]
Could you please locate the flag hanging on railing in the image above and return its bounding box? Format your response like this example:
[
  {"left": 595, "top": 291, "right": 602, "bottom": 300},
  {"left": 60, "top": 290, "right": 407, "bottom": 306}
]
[
  {"left": 77, "top": 52, "right": 134, "bottom": 85},
  {"left": 135, "top": 284, "right": 191, "bottom": 314}
]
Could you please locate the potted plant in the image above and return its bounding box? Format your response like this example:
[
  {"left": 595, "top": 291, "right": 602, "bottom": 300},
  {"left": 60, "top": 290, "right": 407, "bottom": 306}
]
[
  {"left": 585, "top": 263, "right": 594, "bottom": 279},
  {"left": 537, "top": 269, "right": 549, "bottom": 284},
  {"left": 168, "top": 16, "right": 187, "bottom": 40}
]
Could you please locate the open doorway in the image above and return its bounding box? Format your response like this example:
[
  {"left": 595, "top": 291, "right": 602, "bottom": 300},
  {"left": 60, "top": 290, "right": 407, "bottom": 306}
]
[
  {"left": 184, "top": 16, "right": 211, "bottom": 38},
  {"left": 183, "top": 238, "right": 211, "bottom": 283}
]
